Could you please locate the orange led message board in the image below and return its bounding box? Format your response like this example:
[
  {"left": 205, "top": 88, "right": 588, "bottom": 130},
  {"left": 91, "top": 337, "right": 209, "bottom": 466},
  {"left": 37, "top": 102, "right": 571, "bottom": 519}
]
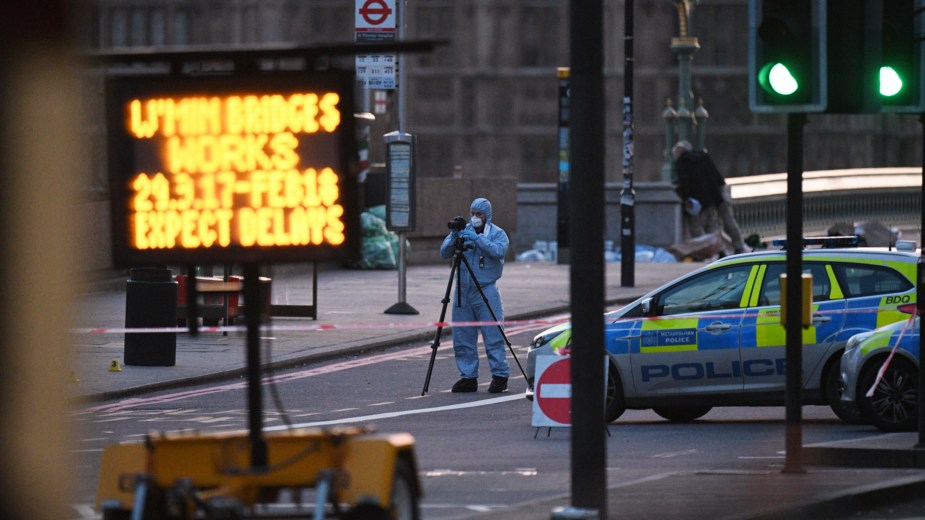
[{"left": 107, "top": 72, "right": 358, "bottom": 265}]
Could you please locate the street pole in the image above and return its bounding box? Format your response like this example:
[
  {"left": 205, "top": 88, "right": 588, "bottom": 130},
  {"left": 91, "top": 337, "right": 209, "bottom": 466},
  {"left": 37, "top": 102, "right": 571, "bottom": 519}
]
[
  {"left": 561, "top": 0, "right": 607, "bottom": 517},
  {"left": 917, "top": 114, "right": 925, "bottom": 448},
  {"left": 782, "top": 112, "right": 806, "bottom": 474},
  {"left": 557, "top": 67, "right": 571, "bottom": 265},
  {"left": 620, "top": 0, "right": 635, "bottom": 288},
  {"left": 662, "top": 1, "right": 701, "bottom": 185},
  {"left": 397, "top": 0, "right": 406, "bottom": 134},
  {"left": 244, "top": 262, "right": 267, "bottom": 469},
  {"left": 392, "top": 0, "right": 416, "bottom": 314}
]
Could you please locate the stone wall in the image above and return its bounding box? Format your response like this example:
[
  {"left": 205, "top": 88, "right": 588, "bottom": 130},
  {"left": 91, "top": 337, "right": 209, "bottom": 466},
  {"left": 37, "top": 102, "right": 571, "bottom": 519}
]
[
  {"left": 515, "top": 182, "right": 681, "bottom": 256},
  {"left": 370, "top": 175, "right": 519, "bottom": 265}
]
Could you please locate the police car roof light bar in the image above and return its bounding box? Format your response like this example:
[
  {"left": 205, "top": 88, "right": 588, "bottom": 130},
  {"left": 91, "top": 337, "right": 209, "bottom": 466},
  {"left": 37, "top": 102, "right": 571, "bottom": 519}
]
[{"left": 771, "top": 236, "right": 861, "bottom": 250}]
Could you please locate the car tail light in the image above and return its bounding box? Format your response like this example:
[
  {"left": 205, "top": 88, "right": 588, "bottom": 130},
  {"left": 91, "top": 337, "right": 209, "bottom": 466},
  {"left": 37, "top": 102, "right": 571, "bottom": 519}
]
[{"left": 897, "top": 303, "right": 917, "bottom": 315}]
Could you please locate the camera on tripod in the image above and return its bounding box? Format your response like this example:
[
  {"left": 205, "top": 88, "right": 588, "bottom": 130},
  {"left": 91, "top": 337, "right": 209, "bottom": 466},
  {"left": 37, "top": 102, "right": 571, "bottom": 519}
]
[
  {"left": 447, "top": 216, "right": 470, "bottom": 251},
  {"left": 447, "top": 216, "right": 467, "bottom": 232}
]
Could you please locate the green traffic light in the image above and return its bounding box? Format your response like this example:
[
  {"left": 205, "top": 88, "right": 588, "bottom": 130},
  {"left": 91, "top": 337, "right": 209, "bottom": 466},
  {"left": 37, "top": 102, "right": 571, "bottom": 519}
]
[
  {"left": 879, "top": 66, "right": 903, "bottom": 97},
  {"left": 759, "top": 62, "right": 799, "bottom": 96}
]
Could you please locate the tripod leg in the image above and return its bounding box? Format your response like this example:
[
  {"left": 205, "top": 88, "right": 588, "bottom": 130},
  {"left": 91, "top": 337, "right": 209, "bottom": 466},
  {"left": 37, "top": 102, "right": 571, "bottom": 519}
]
[
  {"left": 506, "top": 341, "right": 528, "bottom": 381},
  {"left": 422, "top": 255, "right": 460, "bottom": 395},
  {"left": 457, "top": 255, "right": 528, "bottom": 381},
  {"left": 421, "top": 340, "right": 440, "bottom": 396}
]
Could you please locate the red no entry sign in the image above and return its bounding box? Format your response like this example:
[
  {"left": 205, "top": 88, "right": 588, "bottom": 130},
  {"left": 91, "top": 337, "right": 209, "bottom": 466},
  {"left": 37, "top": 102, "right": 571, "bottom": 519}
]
[{"left": 533, "top": 356, "right": 572, "bottom": 426}]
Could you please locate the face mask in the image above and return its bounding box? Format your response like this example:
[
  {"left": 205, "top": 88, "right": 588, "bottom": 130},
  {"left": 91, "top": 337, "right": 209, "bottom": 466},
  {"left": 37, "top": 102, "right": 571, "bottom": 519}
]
[{"left": 470, "top": 216, "right": 483, "bottom": 228}]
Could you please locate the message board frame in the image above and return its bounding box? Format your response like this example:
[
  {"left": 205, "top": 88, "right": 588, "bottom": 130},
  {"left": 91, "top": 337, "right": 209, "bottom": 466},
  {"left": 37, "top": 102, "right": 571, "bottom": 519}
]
[{"left": 107, "top": 71, "right": 359, "bottom": 266}]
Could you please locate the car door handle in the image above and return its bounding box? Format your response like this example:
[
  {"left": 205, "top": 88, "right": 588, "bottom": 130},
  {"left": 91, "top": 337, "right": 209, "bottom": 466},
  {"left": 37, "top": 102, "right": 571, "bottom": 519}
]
[
  {"left": 812, "top": 314, "right": 831, "bottom": 324},
  {"left": 705, "top": 321, "right": 732, "bottom": 332}
]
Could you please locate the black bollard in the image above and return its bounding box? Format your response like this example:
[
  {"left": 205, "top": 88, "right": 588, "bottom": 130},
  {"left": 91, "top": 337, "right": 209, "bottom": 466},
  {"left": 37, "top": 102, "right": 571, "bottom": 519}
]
[{"left": 124, "top": 267, "right": 177, "bottom": 366}]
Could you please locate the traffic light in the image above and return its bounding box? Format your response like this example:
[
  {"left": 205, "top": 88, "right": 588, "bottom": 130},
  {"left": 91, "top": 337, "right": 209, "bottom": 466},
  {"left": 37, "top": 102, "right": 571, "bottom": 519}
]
[
  {"left": 749, "top": 0, "right": 826, "bottom": 112},
  {"left": 823, "top": 0, "right": 881, "bottom": 113},
  {"left": 749, "top": 0, "right": 925, "bottom": 114},
  {"left": 825, "top": 0, "right": 925, "bottom": 114},
  {"left": 878, "top": 0, "right": 925, "bottom": 112}
]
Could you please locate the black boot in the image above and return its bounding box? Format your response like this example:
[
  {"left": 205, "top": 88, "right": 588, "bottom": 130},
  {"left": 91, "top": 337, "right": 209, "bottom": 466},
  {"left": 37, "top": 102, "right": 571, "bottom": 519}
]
[
  {"left": 488, "top": 376, "right": 508, "bottom": 393},
  {"left": 452, "top": 378, "right": 478, "bottom": 393}
]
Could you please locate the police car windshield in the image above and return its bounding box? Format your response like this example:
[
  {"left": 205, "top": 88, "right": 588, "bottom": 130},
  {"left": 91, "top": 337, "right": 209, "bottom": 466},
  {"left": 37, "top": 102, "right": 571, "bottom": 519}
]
[{"left": 659, "top": 266, "right": 750, "bottom": 316}]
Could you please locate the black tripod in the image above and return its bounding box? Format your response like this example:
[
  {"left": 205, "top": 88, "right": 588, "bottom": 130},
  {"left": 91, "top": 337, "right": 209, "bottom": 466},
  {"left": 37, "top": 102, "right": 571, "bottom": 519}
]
[{"left": 421, "top": 237, "right": 527, "bottom": 395}]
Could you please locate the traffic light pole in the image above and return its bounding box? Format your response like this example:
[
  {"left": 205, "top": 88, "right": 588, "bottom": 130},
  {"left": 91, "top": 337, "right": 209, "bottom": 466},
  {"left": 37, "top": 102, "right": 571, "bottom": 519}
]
[
  {"left": 917, "top": 114, "right": 925, "bottom": 449},
  {"left": 782, "top": 112, "right": 806, "bottom": 474}
]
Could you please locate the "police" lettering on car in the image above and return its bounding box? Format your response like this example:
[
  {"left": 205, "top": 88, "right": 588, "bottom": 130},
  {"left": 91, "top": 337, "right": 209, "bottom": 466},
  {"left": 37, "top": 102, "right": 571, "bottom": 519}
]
[
  {"left": 640, "top": 358, "right": 787, "bottom": 382},
  {"left": 641, "top": 329, "right": 696, "bottom": 347}
]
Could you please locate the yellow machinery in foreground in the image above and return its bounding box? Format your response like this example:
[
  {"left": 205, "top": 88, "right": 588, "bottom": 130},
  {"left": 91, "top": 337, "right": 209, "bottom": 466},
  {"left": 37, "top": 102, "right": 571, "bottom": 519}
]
[
  {"left": 96, "top": 425, "right": 421, "bottom": 519},
  {"left": 95, "top": 265, "right": 422, "bottom": 519},
  {"left": 94, "top": 265, "right": 422, "bottom": 519}
]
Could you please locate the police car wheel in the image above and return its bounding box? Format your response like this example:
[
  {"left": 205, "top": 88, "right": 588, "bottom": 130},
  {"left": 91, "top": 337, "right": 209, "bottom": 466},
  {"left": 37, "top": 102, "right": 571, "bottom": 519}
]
[
  {"left": 824, "top": 362, "right": 867, "bottom": 425},
  {"left": 859, "top": 357, "right": 918, "bottom": 432},
  {"left": 652, "top": 406, "right": 711, "bottom": 422},
  {"left": 604, "top": 366, "right": 626, "bottom": 423}
]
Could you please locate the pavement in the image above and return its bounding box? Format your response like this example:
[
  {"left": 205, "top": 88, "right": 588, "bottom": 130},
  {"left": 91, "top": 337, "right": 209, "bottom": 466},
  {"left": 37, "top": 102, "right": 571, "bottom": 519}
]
[{"left": 71, "top": 260, "right": 925, "bottom": 519}]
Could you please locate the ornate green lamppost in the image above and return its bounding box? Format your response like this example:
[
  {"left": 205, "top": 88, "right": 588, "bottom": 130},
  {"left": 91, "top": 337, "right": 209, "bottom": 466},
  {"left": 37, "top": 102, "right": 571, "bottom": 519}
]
[{"left": 662, "top": 0, "right": 708, "bottom": 183}]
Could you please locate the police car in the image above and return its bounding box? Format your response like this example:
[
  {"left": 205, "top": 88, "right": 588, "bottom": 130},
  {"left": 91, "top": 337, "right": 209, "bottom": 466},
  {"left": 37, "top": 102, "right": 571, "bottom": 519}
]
[
  {"left": 526, "top": 239, "right": 918, "bottom": 424},
  {"left": 840, "top": 311, "right": 919, "bottom": 432}
]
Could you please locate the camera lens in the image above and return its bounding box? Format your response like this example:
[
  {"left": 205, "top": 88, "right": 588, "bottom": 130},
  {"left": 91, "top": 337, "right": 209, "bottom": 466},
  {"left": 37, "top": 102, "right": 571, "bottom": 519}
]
[{"left": 447, "top": 216, "right": 466, "bottom": 231}]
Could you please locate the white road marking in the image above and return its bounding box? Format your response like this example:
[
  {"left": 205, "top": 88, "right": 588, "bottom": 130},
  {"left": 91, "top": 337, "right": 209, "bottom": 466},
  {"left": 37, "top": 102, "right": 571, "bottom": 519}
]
[
  {"left": 420, "top": 504, "right": 508, "bottom": 512},
  {"left": 263, "top": 394, "right": 523, "bottom": 431},
  {"left": 423, "top": 468, "right": 538, "bottom": 477},
  {"left": 651, "top": 449, "right": 698, "bottom": 458}
]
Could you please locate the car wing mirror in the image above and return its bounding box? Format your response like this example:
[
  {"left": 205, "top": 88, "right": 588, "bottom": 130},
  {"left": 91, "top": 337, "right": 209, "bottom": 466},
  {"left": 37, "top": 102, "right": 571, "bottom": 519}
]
[{"left": 641, "top": 297, "right": 653, "bottom": 316}]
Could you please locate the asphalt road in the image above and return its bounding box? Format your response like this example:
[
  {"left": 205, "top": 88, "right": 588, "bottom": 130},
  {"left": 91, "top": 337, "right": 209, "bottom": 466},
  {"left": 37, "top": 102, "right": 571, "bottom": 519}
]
[{"left": 69, "top": 319, "right": 917, "bottom": 520}]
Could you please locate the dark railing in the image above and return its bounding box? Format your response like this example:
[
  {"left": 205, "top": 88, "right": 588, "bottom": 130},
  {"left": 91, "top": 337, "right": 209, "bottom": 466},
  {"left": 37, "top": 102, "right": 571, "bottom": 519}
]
[{"left": 728, "top": 168, "right": 922, "bottom": 238}]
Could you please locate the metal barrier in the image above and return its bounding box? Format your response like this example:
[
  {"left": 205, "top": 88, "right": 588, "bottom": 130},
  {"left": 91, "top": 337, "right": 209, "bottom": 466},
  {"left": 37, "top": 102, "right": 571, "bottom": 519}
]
[{"left": 728, "top": 167, "right": 922, "bottom": 238}]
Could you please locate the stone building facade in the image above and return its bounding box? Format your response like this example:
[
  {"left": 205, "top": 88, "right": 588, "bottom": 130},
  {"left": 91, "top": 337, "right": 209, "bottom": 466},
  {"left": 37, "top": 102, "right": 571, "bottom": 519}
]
[{"left": 81, "top": 0, "right": 921, "bottom": 196}]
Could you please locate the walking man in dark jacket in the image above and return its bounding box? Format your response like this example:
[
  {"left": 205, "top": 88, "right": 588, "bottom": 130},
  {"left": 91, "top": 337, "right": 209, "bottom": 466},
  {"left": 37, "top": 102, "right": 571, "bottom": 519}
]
[{"left": 673, "top": 140, "right": 746, "bottom": 253}]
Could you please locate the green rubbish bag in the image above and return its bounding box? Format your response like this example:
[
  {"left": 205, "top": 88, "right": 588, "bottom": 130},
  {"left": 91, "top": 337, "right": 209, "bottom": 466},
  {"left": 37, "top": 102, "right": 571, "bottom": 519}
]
[{"left": 359, "top": 236, "right": 397, "bottom": 269}]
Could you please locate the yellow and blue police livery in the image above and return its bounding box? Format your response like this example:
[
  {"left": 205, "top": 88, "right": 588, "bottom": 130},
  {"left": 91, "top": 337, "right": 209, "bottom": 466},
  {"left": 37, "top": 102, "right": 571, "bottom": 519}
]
[
  {"left": 526, "top": 242, "right": 918, "bottom": 424},
  {"left": 840, "top": 311, "right": 919, "bottom": 432}
]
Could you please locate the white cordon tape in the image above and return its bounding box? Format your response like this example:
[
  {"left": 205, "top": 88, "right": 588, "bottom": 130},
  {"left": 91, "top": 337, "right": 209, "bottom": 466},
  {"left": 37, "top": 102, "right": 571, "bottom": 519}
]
[
  {"left": 865, "top": 310, "right": 918, "bottom": 398},
  {"left": 69, "top": 306, "right": 906, "bottom": 335},
  {"left": 69, "top": 317, "right": 571, "bottom": 335}
]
